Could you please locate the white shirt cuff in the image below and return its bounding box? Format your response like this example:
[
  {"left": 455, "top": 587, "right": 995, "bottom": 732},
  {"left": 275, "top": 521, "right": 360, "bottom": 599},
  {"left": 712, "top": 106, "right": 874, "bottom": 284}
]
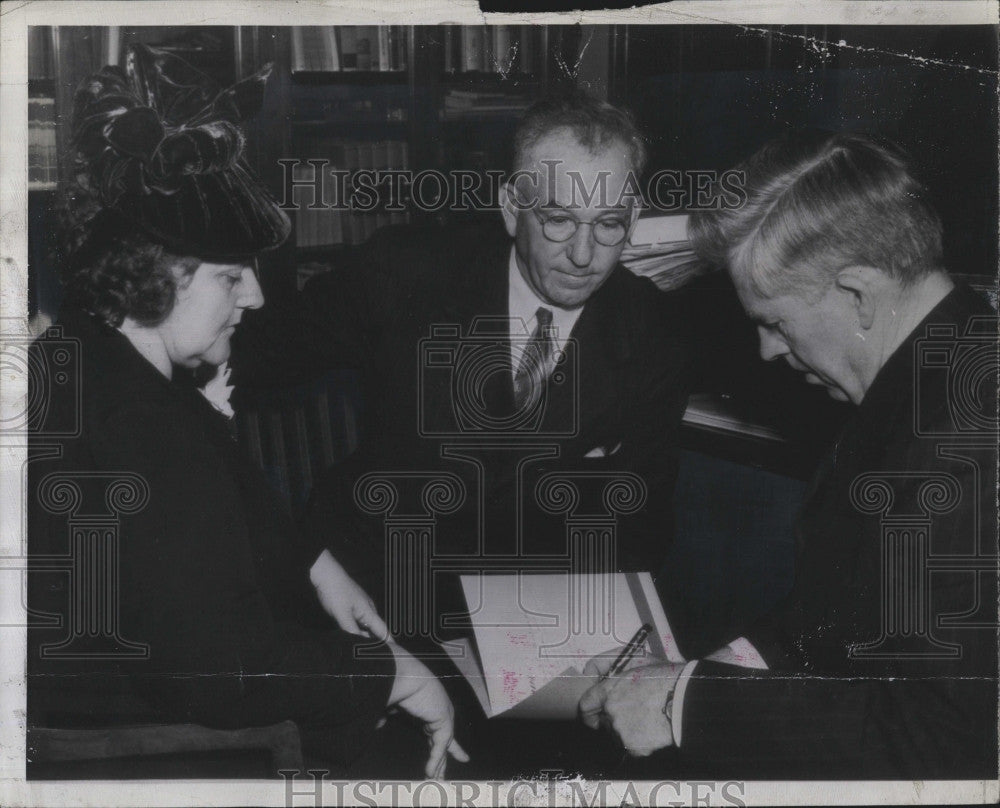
[{"left": 670, "top": 659, "right": 699, "bottom": 747}]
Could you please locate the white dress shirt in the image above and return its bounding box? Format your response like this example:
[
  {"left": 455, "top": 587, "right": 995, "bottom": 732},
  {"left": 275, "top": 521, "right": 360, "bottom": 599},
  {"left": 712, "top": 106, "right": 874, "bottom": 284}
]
[{"left": 507, "top": 247, "right": 583, "bottom": 373}]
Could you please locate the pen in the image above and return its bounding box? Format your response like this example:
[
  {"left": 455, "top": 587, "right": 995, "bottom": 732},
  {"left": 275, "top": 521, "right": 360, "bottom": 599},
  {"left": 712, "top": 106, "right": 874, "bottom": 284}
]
[{"left": 600, "top": 623, "right": 653, "bottom": 681}]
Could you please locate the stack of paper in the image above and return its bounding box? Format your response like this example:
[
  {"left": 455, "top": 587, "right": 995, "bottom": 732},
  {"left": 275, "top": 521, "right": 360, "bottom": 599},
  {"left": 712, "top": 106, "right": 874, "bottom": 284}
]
[
  {"left": 444, "top": 572, "right": 683, "bottom": 720},
  {"left": 622, "top": 213, "right": 706, "bottom": 291}
]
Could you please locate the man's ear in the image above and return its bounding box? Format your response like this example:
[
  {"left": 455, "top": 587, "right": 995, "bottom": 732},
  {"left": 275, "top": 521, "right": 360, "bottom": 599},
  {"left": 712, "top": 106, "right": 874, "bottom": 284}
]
[
  {"left": 498, "top": 182, "right": 519, "bottom": 238},
  {"left": 834, "top": 265, "right": 884, "bottom": 330}
]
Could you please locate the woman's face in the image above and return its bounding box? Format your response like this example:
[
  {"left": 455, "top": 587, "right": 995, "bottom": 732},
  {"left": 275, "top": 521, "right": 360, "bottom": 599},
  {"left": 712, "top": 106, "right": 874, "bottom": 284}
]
[{"left": 156, "top": 260, "right": 264, "bottom": 368}]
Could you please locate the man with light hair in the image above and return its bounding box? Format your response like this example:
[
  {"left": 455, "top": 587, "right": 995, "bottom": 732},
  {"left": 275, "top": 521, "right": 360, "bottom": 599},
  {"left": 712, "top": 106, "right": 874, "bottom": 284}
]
[{"left": 580, "top": 131, "right": 998, "bottom": 779}]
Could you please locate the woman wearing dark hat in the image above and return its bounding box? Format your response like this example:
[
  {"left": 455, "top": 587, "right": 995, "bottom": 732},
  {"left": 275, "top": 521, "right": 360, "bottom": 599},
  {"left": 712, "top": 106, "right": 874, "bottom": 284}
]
[{"left": 28, "top": 44, "right": 466, "bottom": 778}]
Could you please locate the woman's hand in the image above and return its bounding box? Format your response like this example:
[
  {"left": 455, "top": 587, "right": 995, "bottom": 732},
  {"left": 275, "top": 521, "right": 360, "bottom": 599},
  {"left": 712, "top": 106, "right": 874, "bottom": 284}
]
[
  {"left": 309, "top": 549, "right": 388, "bottom": 639},
  {"left": 387, "top": 644, "right": 470, "bottom": 779}
]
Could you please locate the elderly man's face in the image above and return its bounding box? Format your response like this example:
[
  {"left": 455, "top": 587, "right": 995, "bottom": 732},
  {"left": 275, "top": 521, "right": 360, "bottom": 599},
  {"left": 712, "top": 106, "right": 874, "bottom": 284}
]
[
  {"left": 731, "top": 268, "right": 865, "bottom": 405},
  {"left": 501, "top": 129, "right": 638, "bottom": 309}
]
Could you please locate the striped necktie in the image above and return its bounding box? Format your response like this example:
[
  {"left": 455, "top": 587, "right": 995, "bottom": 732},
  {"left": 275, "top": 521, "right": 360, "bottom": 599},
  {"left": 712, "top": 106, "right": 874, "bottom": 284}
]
[{"left": 513, "top": 306, "right": 555, "bottom": 410}]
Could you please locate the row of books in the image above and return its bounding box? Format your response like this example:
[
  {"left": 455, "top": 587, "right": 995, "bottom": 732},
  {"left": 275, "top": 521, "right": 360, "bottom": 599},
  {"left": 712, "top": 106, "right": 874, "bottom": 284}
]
[
  {"left": 619, "top": 214, "right": 706, "bottom": 291},
  {"left": 291, "top": 26, "right": 408, "bottom": 73},
  {"left": 291, "top": 139, "right": 411, "bottom": 249},
  {"left": 29, "top": 97, "right": 57, "bottom": 187},
  {"left": 443, "top": 25, "right": 538, "bottom": 75},
  {"left": 441, "top": 88, "right": 531, "bottom": 119}
]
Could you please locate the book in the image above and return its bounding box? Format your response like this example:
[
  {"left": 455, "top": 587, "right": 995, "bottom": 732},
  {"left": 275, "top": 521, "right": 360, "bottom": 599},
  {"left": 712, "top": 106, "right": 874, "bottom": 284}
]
[
  {"left": 377, "top": 27, "right": 390, "bottom": 72},
  {"left": 321, "top": 27, "right": 340, "bottom": 71},
  {"left": 461, "top": 26, "right": 484, "bottom": 73},
  {"left": 443, "top": 26, "right": 455, "bottom": 73},
  {"left": 519, "top": 25, "right": 535, "bottom": 74},
  {"left": 290, "top": 26, "right": 340, "bottom": 72},
  {"left": 339, "top": 27, "right": 359, "bottom": 70},
  {"left": 492, "top": 26, "right": 513, "bottom": 74},
  {"left": 445, "top": 571, "right": 682, "bottom": 719},
  {"left": 356, "top": 26, "right": 375, "bottom": 70},
  {"left": 389, "top": 26, "right": 407, "bottom": 71}
]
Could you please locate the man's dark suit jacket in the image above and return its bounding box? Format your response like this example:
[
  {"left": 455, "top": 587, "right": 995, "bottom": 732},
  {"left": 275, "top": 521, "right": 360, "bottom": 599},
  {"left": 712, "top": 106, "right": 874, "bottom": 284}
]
[
  {"left": 28, "top": 307, "right": 394, "bottom": 767},
  {"left": 237, "top": 223, "right": 691, "bottom": 623},
  {"left": 676, "top": 284, "right": 998, "bottom": 779}
]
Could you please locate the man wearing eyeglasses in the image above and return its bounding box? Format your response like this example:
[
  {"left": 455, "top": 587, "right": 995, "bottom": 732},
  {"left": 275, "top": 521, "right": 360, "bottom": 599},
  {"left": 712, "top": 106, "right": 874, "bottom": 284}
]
[{"left": 236, "top": 93, "right": 691, "bottom": 772}]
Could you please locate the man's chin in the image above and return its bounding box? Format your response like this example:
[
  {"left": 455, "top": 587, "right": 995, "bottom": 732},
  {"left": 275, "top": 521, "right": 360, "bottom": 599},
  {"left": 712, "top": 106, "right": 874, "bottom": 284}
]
[
  {"left": 804, "top": 372, "right": 849, "bottom": 402},
  {"left": 545, "top": 285, "right": 593, "bottom": 309}
]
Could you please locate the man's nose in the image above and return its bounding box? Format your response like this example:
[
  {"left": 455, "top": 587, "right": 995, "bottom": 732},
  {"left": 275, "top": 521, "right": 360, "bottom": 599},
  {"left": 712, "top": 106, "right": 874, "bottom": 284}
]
[
  {"left": 757, "top": 327, "right": 788, "bottom": 362},
  {"left": 567, "top": 223, "right": 595, "bottom": 267},
  {"left": 240, "top": 267, "right": 265, "bottom": 310}
]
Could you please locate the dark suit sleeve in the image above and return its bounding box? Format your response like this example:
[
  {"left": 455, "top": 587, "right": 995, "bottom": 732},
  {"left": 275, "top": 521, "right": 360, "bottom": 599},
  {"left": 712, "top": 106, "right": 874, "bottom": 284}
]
[
  {"left": 679, "top": 657, "right": 997, "bottom": 779},
  {"left": 676, "top": 445, "right": 998, "bottom": 780},
  {"left": 90, "top": 395, "right": 394, "bottom": 750},
  {"left": 614, "top": 285, "right": 693, "bottom": 573}
]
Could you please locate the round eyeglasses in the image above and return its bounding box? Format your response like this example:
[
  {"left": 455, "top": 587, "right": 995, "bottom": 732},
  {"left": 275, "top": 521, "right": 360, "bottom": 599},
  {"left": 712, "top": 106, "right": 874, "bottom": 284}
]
[{"left": 529, "top": 206, "right": 630, "bottom": 247}]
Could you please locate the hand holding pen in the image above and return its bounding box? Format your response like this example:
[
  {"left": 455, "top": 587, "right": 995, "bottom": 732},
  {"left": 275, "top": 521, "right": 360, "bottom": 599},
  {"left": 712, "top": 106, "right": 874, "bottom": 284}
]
[
  {"left": 598, "top": 623, "right": 653, "bottom": 681},
  {"left": 579, "top": 623, "right": 685, "bottom": 756}
]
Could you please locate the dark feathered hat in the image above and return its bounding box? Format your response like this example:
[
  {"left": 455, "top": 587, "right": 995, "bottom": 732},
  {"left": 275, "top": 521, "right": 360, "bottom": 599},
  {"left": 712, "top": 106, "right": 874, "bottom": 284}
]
[{"left": 70, "top": 43, "right": 290, "bottom": 258}]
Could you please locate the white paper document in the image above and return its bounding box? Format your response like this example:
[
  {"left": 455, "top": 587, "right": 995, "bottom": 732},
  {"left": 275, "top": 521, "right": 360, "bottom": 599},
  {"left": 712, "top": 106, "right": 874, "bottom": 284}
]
[{"left": 444, "top": 572, "right": 683, "bottom": 719}]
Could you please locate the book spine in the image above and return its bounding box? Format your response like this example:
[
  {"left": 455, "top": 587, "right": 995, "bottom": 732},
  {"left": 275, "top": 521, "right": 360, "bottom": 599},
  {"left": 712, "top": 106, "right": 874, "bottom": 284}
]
[
  {"left": 462, "top": 27, "right": 483, "bottom": 73},
  {"left": 290, "top": 26, "right": 305, "bottom": 72},
  {"left": 443, "top": 27, "right": 454, "bottom": 74},
  {"left": 396, "top": 26, "right": 409, "bottom": 71},
  {"left": 322, "top": 26, "right": 340, "bottom": 71},
  {"left": 481, "top": 25, "right": 491, "bottom": 72},
  {"left": 377, "top": 26, "right": 390, "bottom": 72},
  {"left": 519, "top": 25, "right": 534, "bottom": 74},
  {"left": 356, "top": 26, "right": 374, "bottom": 71},
  {"left": 340, "top": 27, "right": 358, "bottom": 70},
  {"left": 493, "top": 26, "right": 512, "bottom": 74}
]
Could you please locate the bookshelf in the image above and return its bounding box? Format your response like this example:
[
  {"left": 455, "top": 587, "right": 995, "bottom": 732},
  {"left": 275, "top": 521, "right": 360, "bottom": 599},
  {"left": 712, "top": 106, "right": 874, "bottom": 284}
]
[
  {"left": 242, "top": 25, "right": 583, "bottom": 297},
  {"left": 25, "top": 25, "right": 593, "bottom": 306}
]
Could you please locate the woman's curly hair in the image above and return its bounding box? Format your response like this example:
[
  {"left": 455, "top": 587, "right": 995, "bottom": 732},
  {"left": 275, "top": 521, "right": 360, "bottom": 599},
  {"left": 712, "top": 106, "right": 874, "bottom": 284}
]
[{"left": 54, "top": 182, "right": 200, "bottom": 328}]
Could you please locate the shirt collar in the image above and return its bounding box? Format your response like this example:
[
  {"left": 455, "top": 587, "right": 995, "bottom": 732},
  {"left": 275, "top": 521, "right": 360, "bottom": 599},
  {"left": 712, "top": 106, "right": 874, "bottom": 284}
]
[{"left": 507, "top": 246, "right": 583, "bottom": 349}]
